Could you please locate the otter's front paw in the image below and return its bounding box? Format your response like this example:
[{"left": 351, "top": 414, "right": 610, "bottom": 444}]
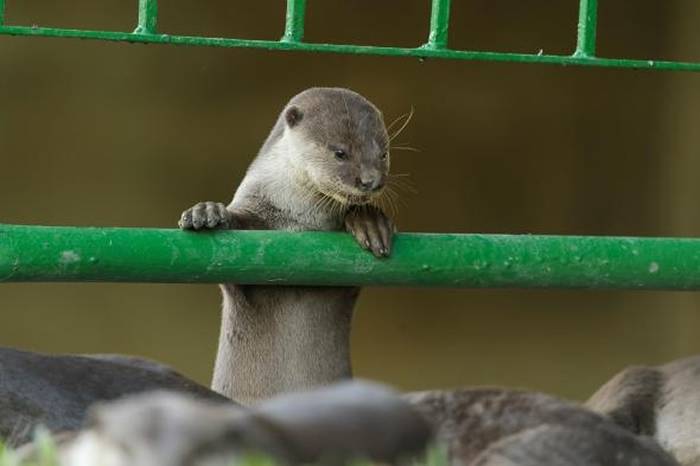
[
  {"left": 344, "top": 205, "right": 395, "bottom": 258},
  {"left": 179, "top": 201, "right": 232, "bottom": 230}
]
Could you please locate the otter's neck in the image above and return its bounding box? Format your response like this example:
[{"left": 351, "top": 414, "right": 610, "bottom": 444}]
[
  {"left": 232, "top": 132, "right": 346, "bottom": 231},
  {"left": 213, "top": 135, "right": 356, "bottom": 405}
]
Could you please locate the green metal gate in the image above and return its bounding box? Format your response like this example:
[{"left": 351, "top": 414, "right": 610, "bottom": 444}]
[{"left": 2, "top": 0, "right": 700, "bottom": 290}]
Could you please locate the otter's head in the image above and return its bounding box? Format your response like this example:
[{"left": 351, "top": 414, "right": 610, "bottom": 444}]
[{"left": 282, "top": 87, "right": 389, "bottom": 205}]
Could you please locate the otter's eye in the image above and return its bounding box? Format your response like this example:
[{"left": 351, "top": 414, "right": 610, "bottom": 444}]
[
  {"left": 333, "top": 149, "right": 348, "bottom": 161},
  {"left": 380, "top": 151, "right": 388, "bottom": 161}
]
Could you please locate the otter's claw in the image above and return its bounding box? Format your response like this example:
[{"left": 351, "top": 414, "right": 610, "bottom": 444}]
[
  {"left": 344, "top": 205, "right": 395, "bottom": 258},
  {"left": 179, "top": 201, "right": 232, "bottom": 230}
]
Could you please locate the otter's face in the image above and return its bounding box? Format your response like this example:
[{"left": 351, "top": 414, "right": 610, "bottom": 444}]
[{"left": 283, "top": 90, "right": 390, "bottom": 206}]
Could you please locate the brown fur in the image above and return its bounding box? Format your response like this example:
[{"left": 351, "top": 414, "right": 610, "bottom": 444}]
[
  {"left": 58, "top": 381, "right": 430, "bottom": 466},
  {"left": 587, "top": 355, "right": 700, "bottom": 465},
  {"left": 407, "top": 388, "right": 678, "bottom": 466},
  {"left": 179, "top": 88, "right": 394, "bottom": 404}
]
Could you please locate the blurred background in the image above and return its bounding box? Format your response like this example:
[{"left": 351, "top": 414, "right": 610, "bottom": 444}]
[{"left": 1, "top": 0, "right": 700, "bottom": 401}]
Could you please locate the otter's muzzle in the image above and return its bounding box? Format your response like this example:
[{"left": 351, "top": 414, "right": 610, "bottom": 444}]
[{"left": 356, "top": 176, "right": 384, "bottom": 192}]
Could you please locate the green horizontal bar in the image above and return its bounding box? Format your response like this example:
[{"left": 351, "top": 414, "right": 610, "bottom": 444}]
[
  {"left": 425, "top": 0, "right": 451, "bottom": 49},
  {"left": 282, "top": 0, "right": 306, "bottom": 43},
  {"left": 0, "top": 25, "right": 699, "bottom": 72},
  {"left": 2, "top": 224, "right": 700, "bottom": 289},
  {"left": 134, "top": 0, "right": 158, "bottom": 35},
  {"left": 575, "top": 0, "right": 598, "bottom": 57}
]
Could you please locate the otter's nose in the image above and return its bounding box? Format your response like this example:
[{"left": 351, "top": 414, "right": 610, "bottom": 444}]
[{"left": 356, "top": 177, "right": 383, "bottom": 192}]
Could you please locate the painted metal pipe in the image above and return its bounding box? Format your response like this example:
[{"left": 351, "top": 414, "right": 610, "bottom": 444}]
[
  {"left": 134, "top": 0, "right": 158, "bottom": 34},
  {"left": 425, "top": 0, "right": 451, "bottom": 49},
  {"left": 282, "top": 0, "right": 307, "bottom": 43},
  {"left": 1, "top": 224, "right": 700, "bottom": 289},
  {"left": 0, "top": 0, "right": 5, "bottom": 27},
  {"left": 575, "top": 0, "right": 598, "bottom": 57},
  {"left": 0, "top": 24, "right": 687, "bottom": 72}
]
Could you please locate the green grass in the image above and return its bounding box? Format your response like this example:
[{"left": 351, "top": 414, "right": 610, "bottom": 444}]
[
  {"left": 0, "top": 432, "right": 448, "bottom": 466},
  {"left": 0, "top": 429, "right": 59, "bottom": 466}
]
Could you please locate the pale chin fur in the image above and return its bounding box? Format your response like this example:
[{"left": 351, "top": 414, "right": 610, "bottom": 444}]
[
  {"left": 316, "top": 184, "right": 375, "bottom": 207},
  {"left": 232, "top": 126, "right": 380, "bottom": 231},
  {"left": 283, "top": 129, "right": 377, "bottom": 207}
]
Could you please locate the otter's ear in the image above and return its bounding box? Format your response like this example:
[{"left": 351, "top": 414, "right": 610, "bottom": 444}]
[{"left": 285, "top": 106, "right": 304, "bottom": 128}]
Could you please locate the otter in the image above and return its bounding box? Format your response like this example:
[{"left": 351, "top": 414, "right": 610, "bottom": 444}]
[
  {"left": 0, "top": 87, "right": 395, "bottom": 445},
  {"left": 51, "top": 381, "right": 431, "bottom": 466},
  {"left": 178, "top": 87, "right": 395, "bottom": 404},
  {"left": 28, "top": 384, "right": 677, "bottom": 466},
  {"left": 406, "top": 388, "right": 678, "bottom": 466},
  {"left": 586, "top": 354, "right": 700, "bottom": 465},
  {"left": 0, "top": 347, "right": 230, "bottom": 446},
  {"left": 471, "top": 423, "right": 677, "bottom": 466}
]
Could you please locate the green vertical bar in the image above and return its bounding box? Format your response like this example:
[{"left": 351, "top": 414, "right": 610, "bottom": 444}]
[
  {"left": 134, "top": 0, "right": 158, "bottom": 34},
  {"left": 575, "top": 0, "right": 598, "bottom": 57},
  {"left": 0, "top": 0, "right": 6, "bottom": 26},
  {"left": 426, "top": 0, "right": 451, "bottom": 49},
  {"left": 282, "top": 0, "right": 307, "bottom": 43}
]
